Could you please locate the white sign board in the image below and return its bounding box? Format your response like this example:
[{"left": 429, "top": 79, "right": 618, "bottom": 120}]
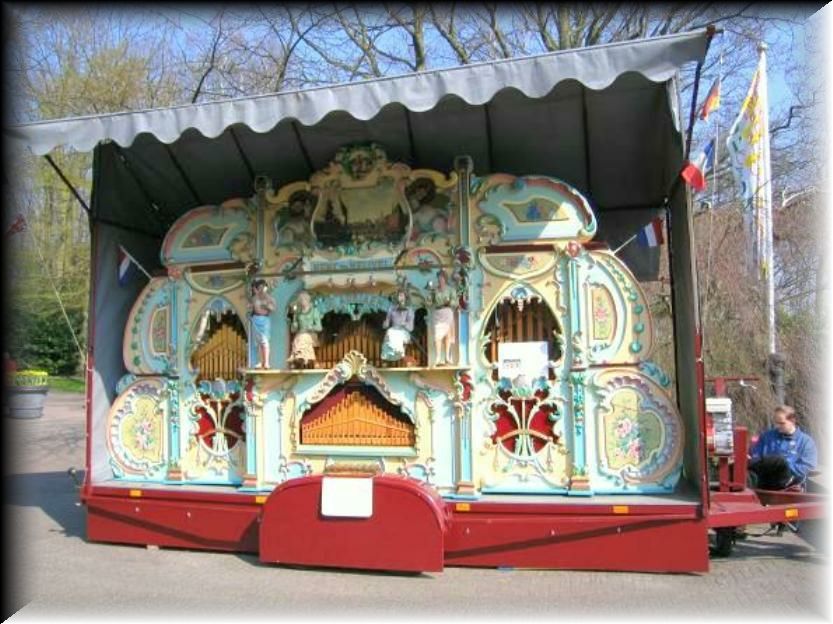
[
  {"left": 321, "top": 477, "right": 374, "bottom": 518},
  {"left": 498, "top": 341, "right": 549, "bottom": 384},
  {"left": 706, "top": 397, "right": 734, "bottom": 456}
]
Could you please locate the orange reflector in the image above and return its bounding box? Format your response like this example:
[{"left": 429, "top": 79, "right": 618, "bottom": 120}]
[
  {"left": 255, "top": 496, "right": 267, "bottom": 505},
  {"left": 785, "top": 508, "right": 799, "bottom": 519},
  {"left": 612, "top": 505, "right": 629, "bottom": 514},
  {"left": 128, "top": 490, "right": 142, "bottom": 498},
  {"left": 456, "top": 503, "right": 471, "bottom": 512}
]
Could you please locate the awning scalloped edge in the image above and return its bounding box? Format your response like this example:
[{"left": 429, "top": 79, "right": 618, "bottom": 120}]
[{"left": 9, "top": 30, "right": 709, "bottom": 156}]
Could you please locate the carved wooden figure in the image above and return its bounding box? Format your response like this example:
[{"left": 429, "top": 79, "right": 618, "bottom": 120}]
[
  {"left": 248, "top": 279, "right": 275, "bottom": 369},
  {"left": 289, "top": 290, "right": 323, "bottom": 369},
  {"left": 381, "top": 289, "right": 415, "bottom": 366},
  {"left": 428, "top": 270, "right": 457, "bottom": 366}
]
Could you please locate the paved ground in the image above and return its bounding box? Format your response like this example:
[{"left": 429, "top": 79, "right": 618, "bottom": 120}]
[{"left": 4, "top": 392, "right": 830, "bottom": 621}]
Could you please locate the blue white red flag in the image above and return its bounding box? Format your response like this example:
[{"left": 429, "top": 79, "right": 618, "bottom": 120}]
[
  {"left": 680, "top": 140, "right": 716, "bottom": 192},
  {"left": 118, "top": 245, "right": 144, "bottom": 286},
  {"left": 636, "top": 217, "right": 664, "bottom": 248}
]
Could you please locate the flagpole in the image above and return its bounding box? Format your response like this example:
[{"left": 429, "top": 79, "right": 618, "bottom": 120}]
[
  {"left": 759, "top": 41, "right": 775, "bottom": 355},
  {"left": 702, "top": 48, "right": 723, "bottom": 358},
  {"left": 757, "top": 41, "right": 782, "bottom": 401},
  {"left": 612, "top": 233, "right": 638, "bottom": 255},
  {"left": 120, "top": 244, "right": 153, "bottom": 281}
]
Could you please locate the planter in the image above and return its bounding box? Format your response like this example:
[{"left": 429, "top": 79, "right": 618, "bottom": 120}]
[
  {"left": 6, "top": 370, "right": 50, "bottom": 419},
  {"left": 7, "top": 385, "right": 50, "bottom": 419}
]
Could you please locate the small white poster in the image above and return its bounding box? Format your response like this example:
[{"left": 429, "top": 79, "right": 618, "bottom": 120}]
[
  {"left": 498, "top": 341, "right": 549, "bottom": 384},
  {"left": 321, "top": 477, "right": 374, "bottom": 518}
]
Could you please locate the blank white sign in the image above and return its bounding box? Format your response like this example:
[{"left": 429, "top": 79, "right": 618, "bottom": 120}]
[
  {"left": 498, "top": 341, "right": 549, "bottom": 382},
  {"left": 321, "top": 477, "right": 374, "bottom": 518}
]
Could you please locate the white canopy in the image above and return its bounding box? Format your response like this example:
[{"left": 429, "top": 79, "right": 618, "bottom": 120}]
[{"left": 8, "top": 29, "right": 711, "bottom": 256}]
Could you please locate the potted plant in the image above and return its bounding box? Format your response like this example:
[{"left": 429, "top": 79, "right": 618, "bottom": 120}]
[{"left": 7, "top": 369, "right": 50, "bottom": 419}]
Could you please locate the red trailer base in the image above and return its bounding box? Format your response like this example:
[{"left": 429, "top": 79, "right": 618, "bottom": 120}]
[
  {"left": 444, "top": 501, "right": 708, "bottom": 573},
  {"left": 82, "top": 475, "right": 714, "bottom": 573},
  {"left": 709, "top": 488, "right": 825, "bottom": 528},
  {"left": 259, "top": 474, "right": 448, "bottom": 573}
]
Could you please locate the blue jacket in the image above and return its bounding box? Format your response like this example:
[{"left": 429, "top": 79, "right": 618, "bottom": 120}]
[{"left": 750, "top": 426, "right": 818, "bottom": 481}]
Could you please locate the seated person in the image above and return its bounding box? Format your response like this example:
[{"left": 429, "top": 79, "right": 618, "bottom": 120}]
[{"left": 748, "top": 405, "right": 817, "bottom": 490}]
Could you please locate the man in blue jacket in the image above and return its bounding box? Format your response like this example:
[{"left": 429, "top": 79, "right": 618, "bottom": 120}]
[{"left": 749, "top": 405, "right": 818, "bottom": 490}]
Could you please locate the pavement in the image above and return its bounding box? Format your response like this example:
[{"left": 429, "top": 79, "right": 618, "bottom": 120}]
[{"left": 3, "top": 392, "right": 830, "bottom": 622}]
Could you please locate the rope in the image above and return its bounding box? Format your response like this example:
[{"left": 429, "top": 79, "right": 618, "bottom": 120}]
[{"left": 25, "top": 224, "right": 87, "bottom": 368}]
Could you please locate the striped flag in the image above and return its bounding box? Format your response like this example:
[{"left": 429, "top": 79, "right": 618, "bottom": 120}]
[
  {"left": 118, "top": 246, "right": 138, "bottom": 286},
  {"left": 699, "top": 79, "right": 720, "bottom": 121},
  {"left": 680, "top": 140, "right": 716, "bottom": 192},
  {"left": 117, "top": 245, "right": 151, "bottom": 286},
  {"left": 636, "top": 217, "right": 664, "bottom": 248}
]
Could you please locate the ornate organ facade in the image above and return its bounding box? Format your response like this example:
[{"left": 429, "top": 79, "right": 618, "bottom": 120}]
[{"left": 106, "top": 145, "right": 683, "bottom": 496}]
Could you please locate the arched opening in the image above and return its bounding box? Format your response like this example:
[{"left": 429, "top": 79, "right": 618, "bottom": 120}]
[
  {"left": 482, "top": 297, "right": 563, "bottom": 380},
  {"left": 315, "top": 309, "right": 429, "bottom": 369}
]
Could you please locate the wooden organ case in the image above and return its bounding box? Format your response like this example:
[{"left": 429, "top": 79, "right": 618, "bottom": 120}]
[{"left": 107, "top": 143, "right": 685, "bottom": 498}]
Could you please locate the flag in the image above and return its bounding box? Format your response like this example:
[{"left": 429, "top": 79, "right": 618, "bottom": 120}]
[
  {"left": 726, "top": 51, "right": 772, "bottom": 278},
  {"left": 680, "top": 140, "right": 716, "bottom": 192},
  {"left": 5, "top": 213, "right": 27, "bottom": 238},
  {"left": 118, "top": 245, "right": 143, "bottom": 286},
  {"left": 699, "top": 79, "right": 720, "bottom": 121},
  {"left": 636, "top": 217, "right": 664, "bottom": 248}
]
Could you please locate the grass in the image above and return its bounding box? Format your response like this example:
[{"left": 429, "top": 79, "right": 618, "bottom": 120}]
[{"left": 49, "top": 376, "right": 86, "bottom": 393}]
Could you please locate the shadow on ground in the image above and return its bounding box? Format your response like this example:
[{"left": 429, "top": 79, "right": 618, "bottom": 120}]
[
  {"left": 712, "top": 520, "right": 828, "bottom": 563},
  {"left": 5, "top": 470, "right": 86, "bottom": 539}
]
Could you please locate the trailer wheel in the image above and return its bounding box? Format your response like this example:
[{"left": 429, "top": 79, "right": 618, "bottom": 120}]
[{"left": 710, "top": 528, "right": 734, "bottom": 558}]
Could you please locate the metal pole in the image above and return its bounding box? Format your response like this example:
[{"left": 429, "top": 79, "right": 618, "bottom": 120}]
[
  {"left": 757, "top": 41, "right": 783, "bottom": 403},
  {"left": 759, "top": 42, "right": 775, "bottom": 356}
]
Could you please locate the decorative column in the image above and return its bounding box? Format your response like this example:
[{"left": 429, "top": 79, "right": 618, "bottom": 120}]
[
  {"left": 165, "top": 274, "right": 184, "bottom": 482},
  {"left": 564, "top": 244, "right": 591, "bottom": 494},
  {"left": 452, "top": 370, "right": 477, "bottom": 497},
  {"left": 454, "top": 156, "right": 473, "bottom": 369},
  {"left": 239, "top": 375, "right": 264, "bottom": 490},
  {"left": 164, "top": 377, "right": 184, "bottom": 481},
  {"left": 567, "top": 371, "right": 590, "bottom": 494}
]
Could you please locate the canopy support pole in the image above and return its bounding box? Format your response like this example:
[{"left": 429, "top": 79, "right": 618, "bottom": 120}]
[
  {"left": 483, "top": 103, "right": 495, "bottom": 172},
  {"left": 113, "top": 145, "right": 173, "bottom": 230},
  {"left": 43, "top": 155, "right": 91, "bottom": 216},
  {"left": 404, "top": 108, "right": 417, "bottom": 165},
  {"left": 661, "top": 18, "right": 715, "bottom": 412},
  {"left": 291, "top": 121, "right": 315, "bottom": 174},
  {"left": 581, "top": 86, "right": 593, "bottom": 196},
  {"left": 228, "top": 127, "right": 256, "bottom": 183},
  {"left": 163, "top": 144, "right": 203, "bottom": 205},
  {"left": 683, "top": 24, "right": 718, "bottom": 162}
]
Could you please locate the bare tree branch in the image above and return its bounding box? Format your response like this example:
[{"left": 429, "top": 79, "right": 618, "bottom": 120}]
[{"left": 191, "top": 10, "right": 224, "bottom": 103}]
